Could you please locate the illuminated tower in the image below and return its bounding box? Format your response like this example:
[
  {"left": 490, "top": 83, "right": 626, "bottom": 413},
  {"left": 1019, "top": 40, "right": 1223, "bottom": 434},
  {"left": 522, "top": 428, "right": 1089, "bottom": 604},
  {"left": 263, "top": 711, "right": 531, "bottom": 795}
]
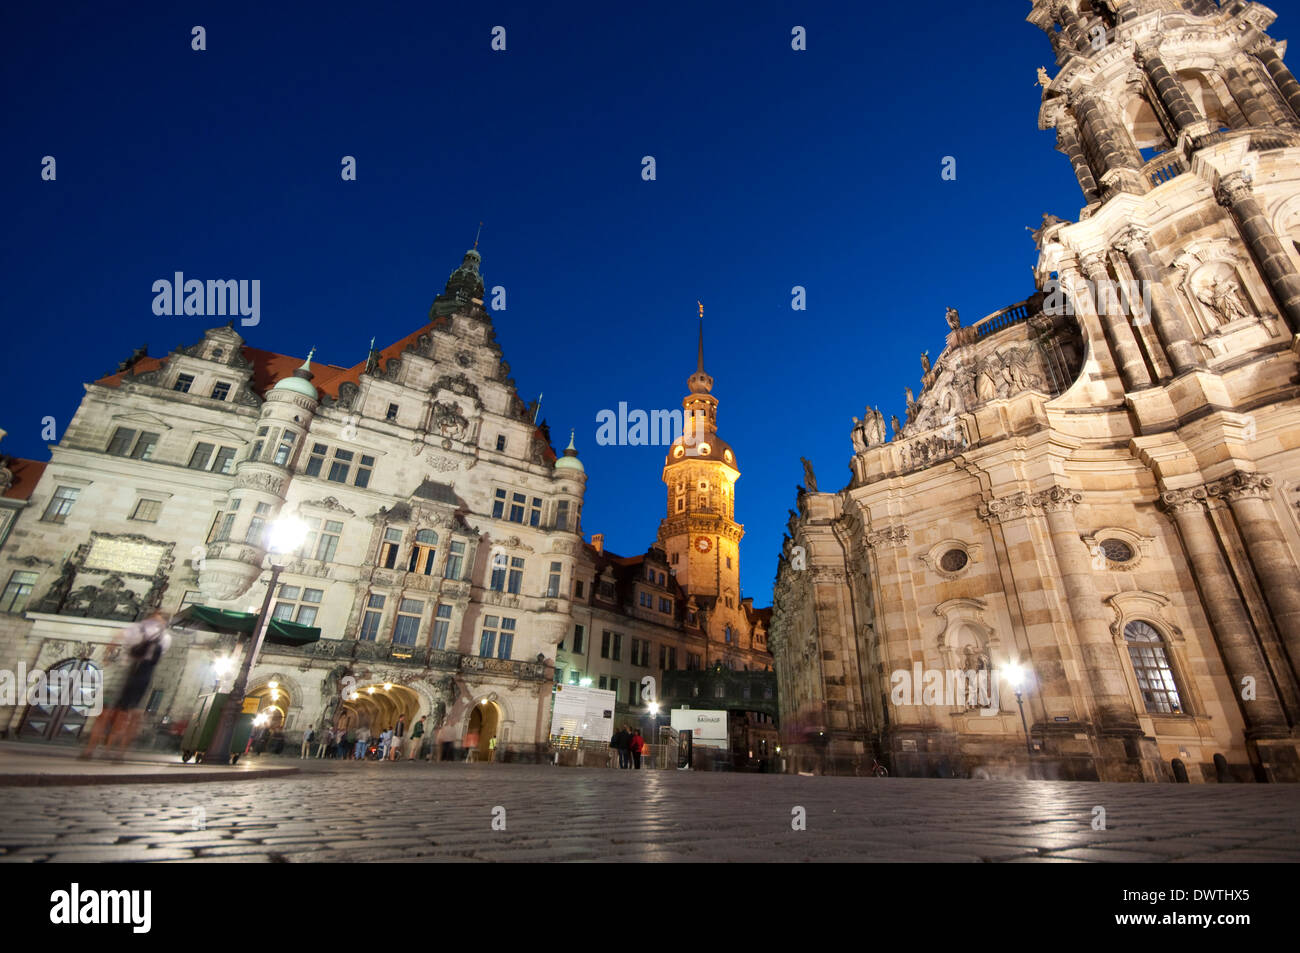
[{"left": 657, "top": 320, "right": 743, "bottom": 611}]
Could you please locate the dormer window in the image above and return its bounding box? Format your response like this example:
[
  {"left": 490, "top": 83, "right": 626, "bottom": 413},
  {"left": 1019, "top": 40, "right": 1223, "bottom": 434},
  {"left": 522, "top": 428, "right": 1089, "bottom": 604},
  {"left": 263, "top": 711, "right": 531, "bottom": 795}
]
[
  {"left": 211, "top": 381, "right": 231, "bottom": 401},
  {"left": 174, "top": 374, "right": 195, "bottom": 393},
  {"left": 386, "top": 403, "right": 399, "bottom": 422}
]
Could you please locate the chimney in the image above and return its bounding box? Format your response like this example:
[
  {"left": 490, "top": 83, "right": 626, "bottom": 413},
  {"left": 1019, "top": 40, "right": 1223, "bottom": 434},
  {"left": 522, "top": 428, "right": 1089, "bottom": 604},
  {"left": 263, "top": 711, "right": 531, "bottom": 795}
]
[{"left": 591, "top": 533, "right": 604, "bottom": 554}]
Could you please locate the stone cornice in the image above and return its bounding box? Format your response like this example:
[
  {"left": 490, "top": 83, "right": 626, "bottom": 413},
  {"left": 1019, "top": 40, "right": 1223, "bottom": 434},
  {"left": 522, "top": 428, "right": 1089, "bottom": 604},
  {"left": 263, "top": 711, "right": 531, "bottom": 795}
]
[
  {"left": 1206, "top": 469, "right": 1274, "bottom": 502},
  {"left": 864, "top": 524, "right": 909, "bottom": 549}
]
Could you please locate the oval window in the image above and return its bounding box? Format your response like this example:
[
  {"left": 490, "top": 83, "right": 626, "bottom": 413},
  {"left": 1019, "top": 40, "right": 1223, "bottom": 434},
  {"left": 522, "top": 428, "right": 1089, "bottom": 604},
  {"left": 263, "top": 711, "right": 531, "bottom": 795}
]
[{"left": 939, "top": 549, "right": 968, "bottom": 572}]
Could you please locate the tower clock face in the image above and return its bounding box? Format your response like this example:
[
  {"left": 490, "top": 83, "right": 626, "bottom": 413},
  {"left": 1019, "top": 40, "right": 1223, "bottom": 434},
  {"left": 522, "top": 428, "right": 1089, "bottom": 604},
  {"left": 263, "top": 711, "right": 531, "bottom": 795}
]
[{"left": 694, "top": 536, "right": 712, "bottom": 553}]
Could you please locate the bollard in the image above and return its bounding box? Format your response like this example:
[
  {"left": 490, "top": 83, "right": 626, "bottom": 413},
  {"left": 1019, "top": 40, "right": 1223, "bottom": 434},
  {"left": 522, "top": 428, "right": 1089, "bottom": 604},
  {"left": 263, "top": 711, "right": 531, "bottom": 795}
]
[
  {"left": 1171, "top": 758, "right": 1189, "bottom": 783},
  {"left": 1213, "top": 753, "right": 1232, "bottom": 783}
]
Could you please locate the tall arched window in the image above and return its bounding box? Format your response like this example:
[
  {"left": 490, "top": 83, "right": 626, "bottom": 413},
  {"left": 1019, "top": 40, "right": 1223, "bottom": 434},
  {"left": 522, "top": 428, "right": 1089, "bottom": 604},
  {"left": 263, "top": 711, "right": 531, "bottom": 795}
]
[
  {"left": 1124, "top": 620, "right": 1184, "bottom": 714},
  {"left": 408, "top": 529, "right": 437, "bottom": 575}
]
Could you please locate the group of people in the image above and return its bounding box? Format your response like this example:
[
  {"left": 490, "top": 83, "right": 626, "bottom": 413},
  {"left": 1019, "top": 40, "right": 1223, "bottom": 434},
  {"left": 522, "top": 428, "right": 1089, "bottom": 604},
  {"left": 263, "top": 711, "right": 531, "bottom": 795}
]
[
  {"left": 609, "top": 724, "right": 647, "bottom": 769},
  {"left": 303, "top": 715, "right": 427, "bottom": 761}
]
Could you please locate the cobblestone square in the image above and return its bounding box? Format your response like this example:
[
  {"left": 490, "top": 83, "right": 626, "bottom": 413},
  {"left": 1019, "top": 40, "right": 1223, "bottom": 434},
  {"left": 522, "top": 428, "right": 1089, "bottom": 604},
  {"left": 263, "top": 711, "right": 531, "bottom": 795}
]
[{"left": 2, "top": 760, "right": 1298, "bottom": 862}]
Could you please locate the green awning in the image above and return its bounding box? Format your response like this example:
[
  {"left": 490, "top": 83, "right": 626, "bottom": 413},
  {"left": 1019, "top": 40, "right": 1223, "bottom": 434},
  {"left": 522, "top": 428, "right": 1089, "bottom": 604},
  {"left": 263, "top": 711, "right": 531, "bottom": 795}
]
[
  {"left": 178, "top": 606, "right": 321, "bottom": 646},
  {"left": 266, "top": 617, "right": 321, "bottom": 646}
]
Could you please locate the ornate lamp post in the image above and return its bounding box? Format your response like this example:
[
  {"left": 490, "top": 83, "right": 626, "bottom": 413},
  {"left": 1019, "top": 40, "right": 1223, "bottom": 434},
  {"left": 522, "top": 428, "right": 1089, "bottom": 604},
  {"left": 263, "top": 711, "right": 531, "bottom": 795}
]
[
  {"left": 202, "top": 517, "right": 307, "bottom": 766},
  {"left": 1005, "top": 662, "right": 1033, "bottom": 757}
]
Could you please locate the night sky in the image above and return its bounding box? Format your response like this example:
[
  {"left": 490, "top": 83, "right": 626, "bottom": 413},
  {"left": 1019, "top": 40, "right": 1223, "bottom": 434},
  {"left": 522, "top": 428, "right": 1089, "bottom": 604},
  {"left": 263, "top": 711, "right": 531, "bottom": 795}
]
[{"left": 0, "top": 1, "right": 1102, "bottom": 606}]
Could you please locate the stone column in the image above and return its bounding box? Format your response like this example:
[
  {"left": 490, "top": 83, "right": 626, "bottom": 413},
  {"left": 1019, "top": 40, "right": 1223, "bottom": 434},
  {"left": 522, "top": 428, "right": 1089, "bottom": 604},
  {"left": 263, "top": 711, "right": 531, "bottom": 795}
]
[
  {"left": 1052, "top": 0, "right": 1089, "bottom": 53},
  {"left": 1034, "top": 487, "right": 1143, "bottom": 734},
  {"left": 1215, "top": 173, "right": 1300, "bottom": 335},
  {"left": 1070, "top": 92, "right": 1145, "bottom": 195},
  {"left": 1224, "top": 66, "right": 1275, "bottom": 128},
  {"left": 1252, "top": 44, "right": 1300, "bottom": 125},
  {"left": 1159, "top": 488, "right": 1291, "bottom": 736},
  {"left": 1118, "top": 228, "right": 1205, "bottom": 375},
  {"left": 1137, "top": 45, "right": 1203, "bottom": 135},
  {"left": 1056, "top": 117, "right": 1100, "bottom": 202},
  {"left": 1081, "top": 251, "right": 1153, "bottom": 390},
  {"left": 1208, "top": 472, "right": 1300, "bottom": 686}
]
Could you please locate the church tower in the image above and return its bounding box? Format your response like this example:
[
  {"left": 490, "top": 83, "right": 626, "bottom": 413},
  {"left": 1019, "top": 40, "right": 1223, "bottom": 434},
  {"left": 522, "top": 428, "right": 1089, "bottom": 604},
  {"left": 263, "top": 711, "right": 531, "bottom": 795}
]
[{"left": 657, "top": 323, "right": 744, "bottom": 612}]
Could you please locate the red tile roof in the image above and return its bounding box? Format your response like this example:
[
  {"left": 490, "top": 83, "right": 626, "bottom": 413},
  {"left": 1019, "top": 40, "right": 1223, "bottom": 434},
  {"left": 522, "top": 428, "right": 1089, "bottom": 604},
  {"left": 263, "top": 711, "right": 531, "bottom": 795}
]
[{"left": 2, "top": 458, "right": 46, "bottom": 500}]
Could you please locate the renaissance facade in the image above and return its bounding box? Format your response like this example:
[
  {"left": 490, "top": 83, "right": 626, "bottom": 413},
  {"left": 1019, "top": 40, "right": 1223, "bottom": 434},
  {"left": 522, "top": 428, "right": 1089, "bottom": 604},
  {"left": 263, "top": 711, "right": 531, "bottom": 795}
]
[
  {"left": 0, "top": 249, "right": 773, "bottom": 760},
  {"left": 771, "top": 0, "right": 1300, "bottom": 782}
]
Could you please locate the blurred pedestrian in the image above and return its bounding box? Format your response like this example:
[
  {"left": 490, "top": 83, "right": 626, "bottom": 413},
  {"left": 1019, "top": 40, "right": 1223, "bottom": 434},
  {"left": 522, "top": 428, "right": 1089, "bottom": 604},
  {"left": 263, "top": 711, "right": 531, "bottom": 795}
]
[
  {"left": 301, "top": 726, "right": 315, "bottom": 759},
  {"left": 81, "top": 610, "right": 172, "bottom": 759},
  {"left": 354, "top": 724, "right": 370, "bottom": 760},
  {"left": 630, "top": 728, "right": 645, "bottom": 769},
  {"left": 408, "top": 716, "right": 426, "bottom": 761}
]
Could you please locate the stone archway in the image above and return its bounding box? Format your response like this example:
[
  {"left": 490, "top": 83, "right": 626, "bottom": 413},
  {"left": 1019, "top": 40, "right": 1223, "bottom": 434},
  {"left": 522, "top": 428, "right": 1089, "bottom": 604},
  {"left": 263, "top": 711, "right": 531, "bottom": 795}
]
[
  {"left": 464, "top": 699, "right": 503, "bottom": 762},
  {"left": 337, "top": 681, "right": 422, "bottom": 737}
]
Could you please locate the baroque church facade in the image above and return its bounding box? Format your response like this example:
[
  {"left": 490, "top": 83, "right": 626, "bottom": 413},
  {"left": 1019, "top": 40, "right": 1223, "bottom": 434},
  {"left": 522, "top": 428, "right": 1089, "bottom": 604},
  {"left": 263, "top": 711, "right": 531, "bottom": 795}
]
[
  {"left": 0, "top": 247, "right": 772, "bottom": 760},
  {"left": 771, "top": 0, "right": 1300, "bottom": 782}
]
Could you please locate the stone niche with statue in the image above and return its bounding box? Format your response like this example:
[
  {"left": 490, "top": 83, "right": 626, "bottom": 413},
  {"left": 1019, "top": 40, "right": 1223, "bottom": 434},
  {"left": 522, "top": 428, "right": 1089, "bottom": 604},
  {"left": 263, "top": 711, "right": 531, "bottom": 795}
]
[{"left": 32, "top": 532, "right": 175, "bottom": 622}]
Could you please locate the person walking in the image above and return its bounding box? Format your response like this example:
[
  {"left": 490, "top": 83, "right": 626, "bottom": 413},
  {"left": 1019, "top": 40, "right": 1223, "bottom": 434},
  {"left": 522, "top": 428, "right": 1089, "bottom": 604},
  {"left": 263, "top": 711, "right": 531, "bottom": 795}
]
[
  {"left": 301, "top": 726, "right": 315, "bottom": 759},
  {"left": 354, "top": 724, "right": 370, "bottom": 761},
  {"left": 390, "top": 716, "right": 405, "bottom": 761},
  {"left": 408, "top": 716, "right": 426, "bottom": 761},
  {"left": 81, "top": 610, "right": 172, "bottom": 759},
  {"left": 615, "top": 724, "right": 632, "bottom": 769},
  {"left": 379, "top": 726, "right": 393, "bottom": 761},
  {"left": 630, "top": 728, "right": 645, "bottom": 769}
]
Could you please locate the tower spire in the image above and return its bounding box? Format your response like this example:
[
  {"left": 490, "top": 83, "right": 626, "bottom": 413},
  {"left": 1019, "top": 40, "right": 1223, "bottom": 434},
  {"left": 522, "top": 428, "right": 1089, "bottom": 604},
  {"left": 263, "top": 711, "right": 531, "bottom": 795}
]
[{"left": 697, "top": 301, "right": 705, "bottom": 374}]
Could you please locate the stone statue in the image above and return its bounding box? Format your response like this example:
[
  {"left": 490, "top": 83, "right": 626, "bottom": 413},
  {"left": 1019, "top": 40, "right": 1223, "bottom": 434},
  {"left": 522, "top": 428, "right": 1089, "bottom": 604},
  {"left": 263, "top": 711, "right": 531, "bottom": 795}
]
[
  {"left": 920, "top": 351, "right": 931, "bottom": 374},
  {"left": 1036, "top": 66, "right": 1051, "bottom": 88},
  {"left": 905, "top": 387, "right": 916, "bottom": 408},
  {"left": 866, "top": 407, "right": 886, "bottom": 447},
  {"left": 891, "top": 415, "right": 901, "bottom": 437},
  {"left": 946, "top": 307, "right": 961, "bottom": 330},
  {"left": 850, "top": 417, "right": 868, "bottom": 455},
  {"left": 1197, "top": 275, "right": 1250, "bottom": 324},
  {"left": 801, "top": 457, "right": 818, "bottom": 492}
]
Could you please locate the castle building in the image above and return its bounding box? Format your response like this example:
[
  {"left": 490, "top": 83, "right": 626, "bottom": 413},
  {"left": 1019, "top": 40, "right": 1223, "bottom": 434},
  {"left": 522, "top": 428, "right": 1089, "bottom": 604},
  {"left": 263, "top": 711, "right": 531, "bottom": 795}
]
[
  {"left": 0, "top": 251, "right": 774, "bottom": 761},
  {"left": 771, "top": 0, "right": 1300, "bottom": 782}
]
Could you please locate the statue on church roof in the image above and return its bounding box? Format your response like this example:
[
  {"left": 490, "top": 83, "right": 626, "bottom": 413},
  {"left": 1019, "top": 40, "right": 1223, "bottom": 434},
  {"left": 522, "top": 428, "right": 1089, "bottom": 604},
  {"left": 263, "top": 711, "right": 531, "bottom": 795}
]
[
  {"left": 800, "top": 457, "right": 818, "bottom": 493},
  {"left": 921, "top": 351, "right": 931, "bottom": 374},
  {"left": 946, "top": 307, "right": 961, "bottom": 330}
]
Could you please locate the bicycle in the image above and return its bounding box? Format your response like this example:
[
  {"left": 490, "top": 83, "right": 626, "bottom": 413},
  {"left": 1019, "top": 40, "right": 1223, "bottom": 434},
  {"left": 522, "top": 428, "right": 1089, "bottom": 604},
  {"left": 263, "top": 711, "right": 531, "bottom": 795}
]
[{"left": 870, "top": 757, "right": 888, "bottom": 777}]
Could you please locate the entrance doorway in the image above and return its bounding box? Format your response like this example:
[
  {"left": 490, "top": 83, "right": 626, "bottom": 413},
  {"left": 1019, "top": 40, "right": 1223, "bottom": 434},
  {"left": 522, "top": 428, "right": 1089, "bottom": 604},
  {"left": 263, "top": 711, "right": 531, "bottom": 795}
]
[
  {"left": 336, "top": 682, "right": 422, "bottom": 737},
  {"left": 465, "top": 700, "right": 501, "bottom": 761},
  {"left": 18, "top": 658, "right": 101, "bottom": 743}
]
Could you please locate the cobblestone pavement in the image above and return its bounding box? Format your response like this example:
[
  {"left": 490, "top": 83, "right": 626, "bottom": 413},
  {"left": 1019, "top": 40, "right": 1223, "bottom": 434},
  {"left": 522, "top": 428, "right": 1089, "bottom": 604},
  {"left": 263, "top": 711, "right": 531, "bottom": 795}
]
[{"left": 1, "top": 759, "right": 1298, "bottom": 862}]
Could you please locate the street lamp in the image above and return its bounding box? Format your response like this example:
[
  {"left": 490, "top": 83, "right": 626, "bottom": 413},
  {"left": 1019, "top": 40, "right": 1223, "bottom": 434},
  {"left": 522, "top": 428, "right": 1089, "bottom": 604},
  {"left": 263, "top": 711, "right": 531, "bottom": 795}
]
[
  {"left": 201, "top": 516, "right": 308, "bottom": 766},
  {"left": 1005, "top": 662, "right": 1033, "bottom": 757}
]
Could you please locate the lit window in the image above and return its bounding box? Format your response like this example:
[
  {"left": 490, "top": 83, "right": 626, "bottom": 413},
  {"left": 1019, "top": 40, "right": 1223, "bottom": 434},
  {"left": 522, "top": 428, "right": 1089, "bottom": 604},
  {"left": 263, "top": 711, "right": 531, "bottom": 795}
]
[
  {"left": 246, "top": 502, "right": 272, "bottom": 546},
  {"left": 379, "top": 528, "right": 402, "bottom": 569},
  {"left": 408, "top": 529, "right": 438, "bottom": 575},
  {"left": 1125, "top": 620, "right": 1183, "bottom": 714}
]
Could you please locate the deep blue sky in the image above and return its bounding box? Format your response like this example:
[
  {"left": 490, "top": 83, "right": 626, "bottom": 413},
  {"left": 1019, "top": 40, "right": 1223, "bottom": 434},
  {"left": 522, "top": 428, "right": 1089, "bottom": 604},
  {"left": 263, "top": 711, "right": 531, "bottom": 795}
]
[{"left": 1, "top": 1, "right": 1104, "bottom": 606}]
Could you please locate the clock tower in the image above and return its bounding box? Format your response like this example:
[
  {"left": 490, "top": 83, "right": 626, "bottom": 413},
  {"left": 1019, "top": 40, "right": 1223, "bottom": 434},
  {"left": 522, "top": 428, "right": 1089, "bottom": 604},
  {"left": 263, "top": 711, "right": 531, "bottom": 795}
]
[{"left": 657, "top": 323, "right": 744, "bottom": 611}]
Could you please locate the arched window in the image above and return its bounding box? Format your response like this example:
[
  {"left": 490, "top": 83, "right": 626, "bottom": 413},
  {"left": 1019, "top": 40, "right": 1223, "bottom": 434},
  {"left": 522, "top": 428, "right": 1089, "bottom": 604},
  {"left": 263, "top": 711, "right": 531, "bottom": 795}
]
[
  {"left": 1124, "top": 620, "right": 1183, "bottom": 714},
  {"left": 408, "top": 529, "right": 437, "bottom": 575}
]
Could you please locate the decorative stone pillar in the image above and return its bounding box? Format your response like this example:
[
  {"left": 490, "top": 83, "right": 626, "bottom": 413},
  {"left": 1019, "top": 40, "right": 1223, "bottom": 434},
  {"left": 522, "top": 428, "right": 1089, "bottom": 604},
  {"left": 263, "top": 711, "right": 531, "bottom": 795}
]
[
  {"left": 1223, "top": 66, "right": 1275, "bottom": 128},
  {"left": 1159, "top": 487, "right": 1291, "bottom": 736},
  {"left": 1208, "top": 471, "right": 1300, "bottom": 687},
  {"left": 1251, "top": 44, "right": 1300, "bottom": 125},
  {"left": 1070, "top": 92, "right": 1145, "bottom": 195},
  {"left": 1056, "top": 117, "right": 1100, "bottom": 202},
  {"left": 1117, "top": 227, "right": 1205, "bottom": 375},
  {"left": 1215, "top": 173, "right": 1300, "bottom": 335},
  {"left": 1033, "top": 487, "right": 1143, "bottom": 734},
  {"left": 1052, "top": 0, "right": 1089, "bottom": 53},
  {"left": 1137, "top": 45, "right": 1204, "bottom": 136},
  {"left": 1081, "top": 251, "right": 1153, "bottom": 390}
]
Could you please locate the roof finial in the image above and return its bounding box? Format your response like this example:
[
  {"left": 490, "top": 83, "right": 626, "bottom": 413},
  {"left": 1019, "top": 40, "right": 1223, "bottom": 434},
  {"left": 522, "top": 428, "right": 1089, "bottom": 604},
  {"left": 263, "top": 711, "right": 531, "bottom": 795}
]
[
  {"left": 474, "top": 221, "right": 483, "bottom": 250},
  {"left": 697, "top": 301, "right": 705, "bottom": 373},
  {"left": 302, "top": 346, "right": 316, "bottom": 370}
]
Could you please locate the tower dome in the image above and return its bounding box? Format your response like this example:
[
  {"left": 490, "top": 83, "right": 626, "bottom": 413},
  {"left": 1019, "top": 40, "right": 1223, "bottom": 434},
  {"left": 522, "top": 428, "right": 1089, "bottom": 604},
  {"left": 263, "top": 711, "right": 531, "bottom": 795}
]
[{"left": 272, "top": 349, "right": 318, "bottom": 399}]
